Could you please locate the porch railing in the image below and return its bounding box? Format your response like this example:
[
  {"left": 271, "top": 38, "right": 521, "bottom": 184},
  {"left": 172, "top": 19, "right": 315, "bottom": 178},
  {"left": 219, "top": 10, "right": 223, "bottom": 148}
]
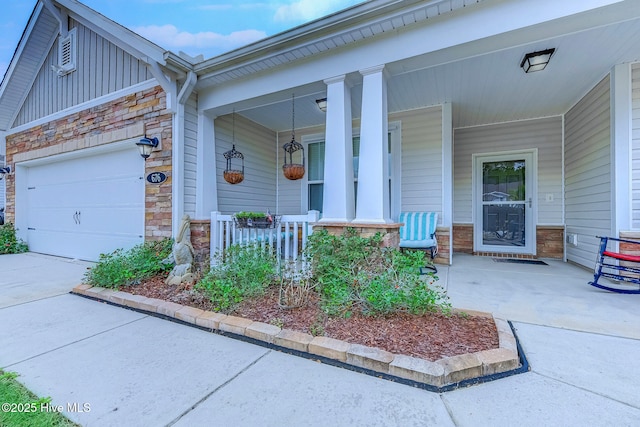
[{"left": 210, "top": 210, "right": 320, "bottom": 266}]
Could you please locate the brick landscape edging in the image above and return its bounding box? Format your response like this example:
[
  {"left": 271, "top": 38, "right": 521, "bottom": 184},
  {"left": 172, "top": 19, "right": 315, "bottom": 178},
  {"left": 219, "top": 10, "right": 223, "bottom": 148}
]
[{"left": 72, "top": 284, "right": 525, "bottom": 391}]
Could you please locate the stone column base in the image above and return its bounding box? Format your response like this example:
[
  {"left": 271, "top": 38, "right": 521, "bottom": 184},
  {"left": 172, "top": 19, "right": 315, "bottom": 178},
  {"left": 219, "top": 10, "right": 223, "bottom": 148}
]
[{"left": 312, "top": 222, "right": 401, "bottom": 248}]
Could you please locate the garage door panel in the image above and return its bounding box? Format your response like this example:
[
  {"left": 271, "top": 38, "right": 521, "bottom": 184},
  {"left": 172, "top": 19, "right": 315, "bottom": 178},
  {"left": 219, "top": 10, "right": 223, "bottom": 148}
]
[{"left": 24, "top": 147, "right": 146, "bottom": 261}]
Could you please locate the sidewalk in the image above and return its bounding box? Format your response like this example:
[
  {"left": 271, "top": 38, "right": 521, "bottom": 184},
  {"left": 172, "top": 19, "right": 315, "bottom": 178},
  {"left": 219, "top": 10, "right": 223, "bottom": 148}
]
[{"left": 1, "top": 253, "right": 639, "bottom": 426}]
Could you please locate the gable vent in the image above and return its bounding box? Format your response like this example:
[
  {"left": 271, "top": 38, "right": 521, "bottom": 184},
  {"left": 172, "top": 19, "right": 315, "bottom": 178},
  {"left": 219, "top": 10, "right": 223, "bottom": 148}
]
[{"left": 53, "top": 28, "right": 77, "bottom": 77}]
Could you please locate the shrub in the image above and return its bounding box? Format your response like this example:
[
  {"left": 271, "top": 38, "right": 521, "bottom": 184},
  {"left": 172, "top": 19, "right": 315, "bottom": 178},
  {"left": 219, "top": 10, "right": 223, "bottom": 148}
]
[
  {"left": 83, "top": 239, "right": 173, "bottom": 288},
  {"left": 0, "top": 223, "right": 28, "bottom": 255},
  {"left": 197, "top": 243, "right": 278, "bottom": 312},
  {"left": 305, "top": 228, "right": 450, "bottom": 316}
]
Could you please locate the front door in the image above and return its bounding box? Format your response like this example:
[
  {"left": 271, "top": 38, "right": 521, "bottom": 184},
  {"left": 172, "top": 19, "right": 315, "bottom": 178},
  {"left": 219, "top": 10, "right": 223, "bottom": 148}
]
[{"left": 474, "top": 151, "right": 535, "bottom": 254}]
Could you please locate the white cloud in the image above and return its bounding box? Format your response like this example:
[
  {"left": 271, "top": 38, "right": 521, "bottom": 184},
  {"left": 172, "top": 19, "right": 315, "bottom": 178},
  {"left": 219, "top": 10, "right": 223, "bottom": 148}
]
[
  {"left": 133, "top": 24, "right": 267, "bottom": 55},
  {"left": 273, "top": 0, "right": 356, "bottom": 23}
]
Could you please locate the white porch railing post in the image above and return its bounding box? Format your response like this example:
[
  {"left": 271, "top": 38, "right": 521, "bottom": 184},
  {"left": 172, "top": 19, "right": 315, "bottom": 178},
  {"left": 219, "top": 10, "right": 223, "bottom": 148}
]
[
  {"left": 210, "top": 211, "right": 220, "bottom": 266},
  {"left": 210, "top": 211, "right": 321, "bottom": 271}
]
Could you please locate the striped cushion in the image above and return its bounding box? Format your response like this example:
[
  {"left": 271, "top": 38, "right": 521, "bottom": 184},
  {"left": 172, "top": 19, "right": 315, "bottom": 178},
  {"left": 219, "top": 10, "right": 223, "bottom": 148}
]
[{"left": 399, "top": 212, "right": 438, "bottom": 248}]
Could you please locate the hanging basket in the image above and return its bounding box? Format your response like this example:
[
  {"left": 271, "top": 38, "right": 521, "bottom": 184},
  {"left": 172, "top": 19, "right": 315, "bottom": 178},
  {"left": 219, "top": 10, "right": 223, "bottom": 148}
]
[
  {"left": 223, "top": 170, "right": 244, "bottom": 184},
  {"left": 233, "top": 214, "right": 281, "bottom": 229},
  {"left": 283, "top": 163, "right": 305, "bottom": 180}
]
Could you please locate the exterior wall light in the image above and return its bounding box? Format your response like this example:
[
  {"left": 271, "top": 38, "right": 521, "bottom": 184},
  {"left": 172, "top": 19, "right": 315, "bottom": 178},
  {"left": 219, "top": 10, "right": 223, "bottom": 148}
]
[
  {"left": 0, "top": 166, "right": 10, "bottom": 180},
  {"left": 136, "top": 135, "right": 159, "bottom": 159},
  {"left": 520, "top": 48, "right": 555, "bottom": 73},
  {"left": 316, "top": 98, "right": 327, "bottom": 112}
]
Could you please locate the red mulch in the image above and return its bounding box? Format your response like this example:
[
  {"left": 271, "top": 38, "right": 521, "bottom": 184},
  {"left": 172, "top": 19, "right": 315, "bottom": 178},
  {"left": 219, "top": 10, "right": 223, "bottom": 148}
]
[{"left": 124, "top": 275, "right": 499, "bottom": 361}]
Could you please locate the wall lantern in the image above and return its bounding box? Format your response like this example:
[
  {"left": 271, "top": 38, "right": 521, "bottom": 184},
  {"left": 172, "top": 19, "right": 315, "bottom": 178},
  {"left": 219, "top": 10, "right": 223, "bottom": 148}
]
[
  {"left": 315, "top": 98, "right": 327, "bottom": 113},
  {"left": 136, "top": 135, "right": 159, "bottom": 159},
  {"left": 282, "top": 94, "right": 305, "bottom": 180},
  {"left": 520, "top": 48, "right": 555, "bottom": 73},
  {"left": 223, "top": 112, "right": 245, "bottom": 184},
  {"left": 0, "top": 166, "right": 10, "bottom": 180}
]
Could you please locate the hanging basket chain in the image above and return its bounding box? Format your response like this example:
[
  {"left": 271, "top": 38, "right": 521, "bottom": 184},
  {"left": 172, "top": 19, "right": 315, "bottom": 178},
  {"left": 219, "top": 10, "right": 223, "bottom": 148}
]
[{"left": 223, "top": 109, "right": 245, "bottom": 184}]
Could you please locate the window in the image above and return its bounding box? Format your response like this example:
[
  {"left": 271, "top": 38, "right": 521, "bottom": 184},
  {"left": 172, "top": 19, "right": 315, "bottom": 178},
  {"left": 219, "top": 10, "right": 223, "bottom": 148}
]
[
  {"left": 306, "top": 128, "right": 397, "bottom": 215},
  {"left": 54, "top": 29, "right": 77, "bottom": 76}
]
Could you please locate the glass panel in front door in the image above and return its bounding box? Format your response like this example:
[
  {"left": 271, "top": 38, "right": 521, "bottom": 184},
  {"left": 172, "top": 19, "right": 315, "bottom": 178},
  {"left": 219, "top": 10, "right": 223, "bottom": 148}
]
[{"left": 481, "top": 160, "right": 526, "bottom": 247}]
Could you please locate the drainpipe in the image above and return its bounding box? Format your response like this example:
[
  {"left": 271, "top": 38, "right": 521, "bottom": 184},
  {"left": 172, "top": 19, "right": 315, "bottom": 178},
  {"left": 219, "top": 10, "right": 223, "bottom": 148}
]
[{"left": 172, "top": 71, "right": 197, "bottom": 236}]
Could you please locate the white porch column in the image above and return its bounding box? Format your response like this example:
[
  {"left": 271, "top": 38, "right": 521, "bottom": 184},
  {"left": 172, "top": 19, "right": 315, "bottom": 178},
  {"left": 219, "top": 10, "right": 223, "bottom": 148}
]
[
  {"left": 610, "top": 63, "right": 632, "bottom": 235},
  {"left": 195, "top": 112, "right": 218, "bottom": 218},
  {"left": 320, "top": 75, "right": 355, "bottom": 222},
  {"left": 355, "top": 65, "right": 390, "bottom": 223}
]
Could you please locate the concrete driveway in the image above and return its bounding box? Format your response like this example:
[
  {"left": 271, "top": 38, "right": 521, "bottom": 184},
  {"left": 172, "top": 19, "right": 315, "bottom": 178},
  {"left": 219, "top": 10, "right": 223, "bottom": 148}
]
[
  {"left": 1, "top": 253, "right": 639, "bottom": 426},
  {"left": 0, "top": 252, "right": 92, "bottom": 308}
]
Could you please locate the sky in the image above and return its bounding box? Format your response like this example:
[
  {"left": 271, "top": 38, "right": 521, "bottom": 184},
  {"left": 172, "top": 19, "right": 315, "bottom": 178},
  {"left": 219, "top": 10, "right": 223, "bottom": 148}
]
[{"left": 0, "top": 0, "right": 364, "bottom": 79}]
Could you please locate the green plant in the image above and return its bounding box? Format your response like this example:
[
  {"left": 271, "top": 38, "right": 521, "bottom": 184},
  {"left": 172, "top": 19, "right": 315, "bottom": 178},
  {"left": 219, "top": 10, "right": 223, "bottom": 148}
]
[
  {"left": 305, "top": 228, "right": 451, "bottom": 317},
  {"left": 83, "top": 239, "right": 173, "bottom": 288},
  {"left": 234, "top": 211, "right": 267, "bottom": 219},
  {"left": 197, "top": 243, "right": 278, "bottom": 312},
  {"left": 0, "top": 370, "right": 79, "bottom": 427},
  {"left": 0, "top": 223, "right": 28, "bottom": 255}
]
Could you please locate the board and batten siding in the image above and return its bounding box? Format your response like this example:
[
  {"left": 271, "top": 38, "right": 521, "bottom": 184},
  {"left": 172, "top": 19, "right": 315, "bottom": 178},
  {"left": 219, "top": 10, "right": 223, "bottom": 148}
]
[
  {"left": 632, "top": 63, "right": 640, "bottom": 229},
  {"left": 184, "top": 93, "right": 198, "bottom": 217},
  {"left": 13, "top": 20, "right": 151, "bottom": 127},
  {"left": 453, "top": 117, "right": 563, "bottom": 224},
  {"left": 564, "top": 76, "right": 611, "bottom": 268},
  {"left": 393, "top": 106, "right": 443, "bottom": 220},
  {"left": 215, "top": 114, "right": 277, "bottom": 214}
]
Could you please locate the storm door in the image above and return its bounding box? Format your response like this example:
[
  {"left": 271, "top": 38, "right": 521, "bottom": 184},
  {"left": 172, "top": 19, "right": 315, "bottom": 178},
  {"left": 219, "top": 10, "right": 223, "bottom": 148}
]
[{"left": 474, "top": 151, "right": 535, "bottom": 254}]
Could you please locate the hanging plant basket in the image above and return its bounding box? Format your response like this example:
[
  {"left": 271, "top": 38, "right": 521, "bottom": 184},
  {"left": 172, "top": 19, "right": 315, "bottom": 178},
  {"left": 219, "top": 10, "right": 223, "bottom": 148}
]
[
  {"left": 283, "top": 163, "right": 305, "bottom": 181},
  {"left": 224, "top": 170, "right": 244, "bottom": 184}
]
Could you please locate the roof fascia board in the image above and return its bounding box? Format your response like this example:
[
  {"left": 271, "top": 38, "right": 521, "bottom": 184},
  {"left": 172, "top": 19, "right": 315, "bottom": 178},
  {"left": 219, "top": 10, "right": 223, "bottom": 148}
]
[
  {"left": 194, "top": 0, "right": 425, "bottom": 74},
  {"left": 5, "top": 31, "right": 59, "bottom": 132},
  {"left": 196, "top": 0, "right": 624, "bottom": 84},
  {"left": 0, "top": 2, "right": 44, "bottom": 99},
  {"left": 197, "top": 0, "right": 630, "bottom": 111},
  {"left": 54, "top": 0, "right": 167, "bottom": 66}
]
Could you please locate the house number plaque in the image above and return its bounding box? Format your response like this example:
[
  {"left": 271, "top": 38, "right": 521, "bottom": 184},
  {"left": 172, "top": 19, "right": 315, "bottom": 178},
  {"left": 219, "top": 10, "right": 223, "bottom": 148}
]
[{"left": 146, "top": 172, "right": 167, "bottom": 184}]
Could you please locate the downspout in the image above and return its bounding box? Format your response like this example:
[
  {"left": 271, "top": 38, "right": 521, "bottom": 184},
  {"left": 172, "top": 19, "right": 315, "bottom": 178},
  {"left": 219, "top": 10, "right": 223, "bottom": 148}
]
[
  {"left": 172, "top": 71, "right": 197, "bottom": 236},
  {"left": 41, "top": 0, "right": 68, "bottom": 37}
]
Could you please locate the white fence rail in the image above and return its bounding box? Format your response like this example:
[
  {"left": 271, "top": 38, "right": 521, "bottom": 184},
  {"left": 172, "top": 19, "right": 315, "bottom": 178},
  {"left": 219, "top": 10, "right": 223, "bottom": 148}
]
[{"left": 210, "top": 211, "right": 320, "bottom": 265}]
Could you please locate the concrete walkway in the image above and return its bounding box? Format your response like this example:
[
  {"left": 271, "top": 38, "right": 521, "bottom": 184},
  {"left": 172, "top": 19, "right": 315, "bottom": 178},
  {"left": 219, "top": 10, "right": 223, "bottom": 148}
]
[{"left": 1, "top": 253, "right": 639, "bottom": 426}]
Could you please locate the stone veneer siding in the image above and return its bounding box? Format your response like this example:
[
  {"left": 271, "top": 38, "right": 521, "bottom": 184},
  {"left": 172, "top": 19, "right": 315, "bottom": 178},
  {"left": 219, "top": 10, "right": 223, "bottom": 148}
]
[
  {"left": 190, "top": 220, "right": 211, "bottom": 268},
  {"left": 4, "top": 86, "right": 172, "bottom": 240},
  {"left": 452, "top": 223, "right": 564, "bottom": 259},
  {"left": 311, "top": 223, "right": 451, "bottom": 265}
]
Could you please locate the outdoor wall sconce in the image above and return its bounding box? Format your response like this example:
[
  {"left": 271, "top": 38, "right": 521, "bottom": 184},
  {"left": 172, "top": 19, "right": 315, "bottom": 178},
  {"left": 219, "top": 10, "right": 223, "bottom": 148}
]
[
  {"left": 0, "top": 166, "right": 10, "bottom": 180},
  {"left": 223, "top": 112, "right": 245, "bottom": 184},
  {"left": 136, "top": 135, "right": 159, "bottom": 159},
  {"left": 520, "top": 48, "right": 555, "bottom": 73},
  {"left": 316, "top": 98, "right": 327, "bottom": 113},
  {"left": 282, "top": 94, "right": 305, "bottom": 180}
]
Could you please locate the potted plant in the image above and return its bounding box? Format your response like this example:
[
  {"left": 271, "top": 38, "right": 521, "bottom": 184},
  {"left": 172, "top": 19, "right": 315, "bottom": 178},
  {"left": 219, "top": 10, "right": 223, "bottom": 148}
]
[{"left": 233, "top": 211, "right": 280, "bottom": 229}]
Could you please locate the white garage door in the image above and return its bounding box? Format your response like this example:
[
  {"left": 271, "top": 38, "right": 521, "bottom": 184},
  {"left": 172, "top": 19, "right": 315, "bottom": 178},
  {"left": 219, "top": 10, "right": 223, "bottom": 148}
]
[{"left": 25, "top": 147, "right": 144, "bottom": 261}]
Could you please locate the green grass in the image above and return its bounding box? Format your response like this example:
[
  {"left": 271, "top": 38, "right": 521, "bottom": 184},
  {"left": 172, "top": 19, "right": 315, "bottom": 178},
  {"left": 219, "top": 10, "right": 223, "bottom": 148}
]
[{"left": 0, "top": 370, "right": 79, "bottom": 427}]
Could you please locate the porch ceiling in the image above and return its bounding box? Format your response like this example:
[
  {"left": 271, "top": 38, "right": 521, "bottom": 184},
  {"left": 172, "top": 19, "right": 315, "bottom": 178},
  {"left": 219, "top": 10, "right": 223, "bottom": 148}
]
[{"left": 236, "top": 13, "right": 640, "bottom": 132}]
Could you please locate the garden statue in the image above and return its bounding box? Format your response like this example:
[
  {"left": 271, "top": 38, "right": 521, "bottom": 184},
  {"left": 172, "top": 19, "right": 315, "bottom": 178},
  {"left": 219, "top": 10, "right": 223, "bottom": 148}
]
[{"left": 164, "top": 214, "right": 195, "bottom": 286}]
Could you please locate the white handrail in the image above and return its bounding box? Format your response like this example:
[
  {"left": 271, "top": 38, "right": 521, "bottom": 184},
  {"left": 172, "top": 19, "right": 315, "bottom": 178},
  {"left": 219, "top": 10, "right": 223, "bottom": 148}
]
[{"left": 210, "top": 211, "right": 320, "bottom": 267}]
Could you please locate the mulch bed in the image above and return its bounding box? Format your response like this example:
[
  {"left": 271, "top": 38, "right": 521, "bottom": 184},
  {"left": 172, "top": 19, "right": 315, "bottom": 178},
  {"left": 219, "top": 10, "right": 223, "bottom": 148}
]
[{"left": 123, "top": 275, "right": 499, "bottom": 362}]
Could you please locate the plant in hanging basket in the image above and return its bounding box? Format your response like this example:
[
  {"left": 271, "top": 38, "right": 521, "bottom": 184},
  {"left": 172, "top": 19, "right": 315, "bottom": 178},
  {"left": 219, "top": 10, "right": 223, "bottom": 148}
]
[
  {"left": 283, "top": 163, "right": 305, "bottom": 180},
  {"left": 224, "top": 170, "right": 244, "bottom": 184}
]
